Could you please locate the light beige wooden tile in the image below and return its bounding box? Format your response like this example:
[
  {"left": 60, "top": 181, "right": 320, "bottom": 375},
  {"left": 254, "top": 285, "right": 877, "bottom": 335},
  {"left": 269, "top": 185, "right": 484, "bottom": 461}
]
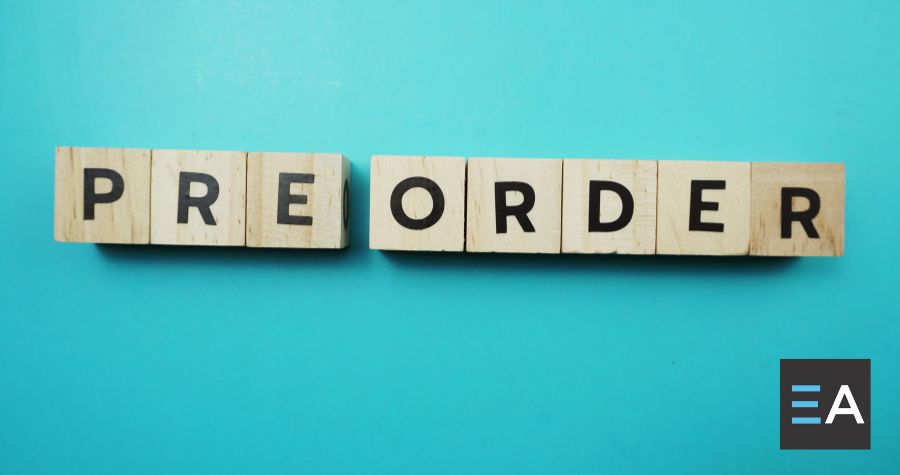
[
  {"left": 369, "top": 155, "right": 465, "bottom": 252},
  {"left": 466, "top": 157, "right": 562, "bottom": 253},
  {"left": 54, "top": 146, "right": 151, "bottom": 244},
  {"left": 562, "top": 159, "right": 657, "bottom": 254},
  {"left": 750, "top": 162, "right": 844, "bottom": 256},
  {"left": 247, "top": 152, "right": 349, "bottom": 249},
  {"left": 150, "top": 149, "right": 247, "bottom": 246},
  {"left": 657, "top": 160, "right": 750, "bottom": 255}
]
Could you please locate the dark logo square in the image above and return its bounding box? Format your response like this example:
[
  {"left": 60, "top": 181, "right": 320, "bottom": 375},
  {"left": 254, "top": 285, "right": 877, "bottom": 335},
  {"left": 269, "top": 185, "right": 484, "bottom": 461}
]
[{"left": 780, "top": 359, "right": 870, "bottom": 449}]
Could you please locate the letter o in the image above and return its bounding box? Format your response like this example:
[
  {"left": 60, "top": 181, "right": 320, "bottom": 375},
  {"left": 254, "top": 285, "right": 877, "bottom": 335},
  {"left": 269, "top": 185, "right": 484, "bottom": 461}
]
[{"left": 389, "top": 176, "right": 445, "bottom": 230}]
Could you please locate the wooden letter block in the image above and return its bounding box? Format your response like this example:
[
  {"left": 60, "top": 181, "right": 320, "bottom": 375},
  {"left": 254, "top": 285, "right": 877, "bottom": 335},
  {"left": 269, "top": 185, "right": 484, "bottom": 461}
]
[
  {"left": 54, "top": 146, "right": 151, "bottom": 244},
  {"left": 750, "top": 162, "right": 844, "bottom": 256},
  {"left": 657, "top": 161, "right": 751, "bottom": 255},
  {"left": 150, "top": 149, "right": 247, "bottom": 246},
  {"left": 247, "top": 152, "right": 349, "bottom": 249},
  {"left": 369, "top": 155, "right": 465, "bottom": 251},
  {"left": 466, "top": 158, "right": 562, "bottom": 253},
  {"left": 562, "top": 159, "right": 657, "bottom": 254}
]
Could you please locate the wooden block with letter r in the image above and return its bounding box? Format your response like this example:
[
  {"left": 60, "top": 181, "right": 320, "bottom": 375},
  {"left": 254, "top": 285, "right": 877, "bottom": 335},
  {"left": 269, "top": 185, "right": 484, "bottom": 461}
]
[
  {"left": 466, "top": 157, "right": 562, "bottom": 253},
  {"left": 54, "top": 146, "right": 151, "bottom": 244},
  {"left": 656, "top": 160, "right": 751, "bottom": 255},
  {"left": 369, "top": 155, "right": 465, "bottom": 252},
  {"left": 246, "top": 152, "right": 350, "bottom": 249},
  {"left": 750, "top": 162, "right": 844, "bottom": 256},
  {"left": 562, "top": 159, "right": 657, "bottom": 254},
  {"left": 150, "top": 149, "right": 247, "bottom": 246}
]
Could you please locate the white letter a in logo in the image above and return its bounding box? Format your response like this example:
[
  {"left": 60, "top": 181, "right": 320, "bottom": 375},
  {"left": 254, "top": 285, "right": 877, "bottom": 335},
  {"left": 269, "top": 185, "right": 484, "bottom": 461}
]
[{"left": 826, "top": 385, "right": 864, "bottom": 424}]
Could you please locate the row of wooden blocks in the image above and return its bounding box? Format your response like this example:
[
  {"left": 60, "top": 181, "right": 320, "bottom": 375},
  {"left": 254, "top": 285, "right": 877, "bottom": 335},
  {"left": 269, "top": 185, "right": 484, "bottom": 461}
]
[
  {"left": 55, "top": 147, "right": 350, "bottom": 248},
  {"left": 371, "top": 156, "right": 843, "bottom": 256},
  {"left": 54, "top": 147, "right": 845, "bottom": 256}
]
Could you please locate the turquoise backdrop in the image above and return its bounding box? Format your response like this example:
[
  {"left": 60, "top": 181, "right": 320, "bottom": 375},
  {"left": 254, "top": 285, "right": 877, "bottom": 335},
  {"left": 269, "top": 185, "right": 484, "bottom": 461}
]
[{"left": 2, "top": 1, "right": 898, "bottom": 473}]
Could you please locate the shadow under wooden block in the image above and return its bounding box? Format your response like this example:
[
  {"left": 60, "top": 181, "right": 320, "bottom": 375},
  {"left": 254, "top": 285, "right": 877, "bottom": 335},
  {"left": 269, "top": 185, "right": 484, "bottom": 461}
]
[
  {"left": 466, "top": 157, "right": 562, "bottom": 254},
  {"left": 750, "top": 162, "right": 844, "bottom": 256},
  {"left": 369, "top": 155, "right": 465, "bottom": 252},
  {"left": 246, "top": 152, "right": 349, "bottom": 249},
  {"left": 657, "top": 161, "right": 751, "bottom": 256},
  {"left": 150, "top": 149, "right": 247, "bottom": 246},
  {"left": 562, "top": 159, "right": 657, "bottom": 254},
  {"left": 54, "top": 146, "right": 151, "bottom": 244}
]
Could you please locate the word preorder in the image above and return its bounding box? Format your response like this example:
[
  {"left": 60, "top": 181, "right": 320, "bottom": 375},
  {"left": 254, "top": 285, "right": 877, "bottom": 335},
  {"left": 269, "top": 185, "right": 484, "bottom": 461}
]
[{"left": 54, "top": 147, "right": 844, "bottom": 256}]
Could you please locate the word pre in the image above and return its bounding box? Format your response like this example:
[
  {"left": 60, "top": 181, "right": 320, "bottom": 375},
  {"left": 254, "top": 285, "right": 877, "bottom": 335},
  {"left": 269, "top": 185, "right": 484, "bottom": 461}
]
[{"left": 54, "top": 147, "right": 349, "bottom": 248}]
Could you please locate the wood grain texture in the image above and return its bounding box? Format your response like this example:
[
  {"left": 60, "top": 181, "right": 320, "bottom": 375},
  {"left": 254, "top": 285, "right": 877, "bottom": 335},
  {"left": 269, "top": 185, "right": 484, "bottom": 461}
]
[
  {"left": 369, "top": 155, "right": 465, "bottom": 252},
  {"left": 656, "top": 160, "right": 750, "bottom": 255},
  {"left": 562, "top": 159, "right": 657, "bottom": 254},
  {"left": 466, "top": 157, "right": 562, "bottom": 253},
  {"left": 750, "top": 162, "right": 844, "bottom": 256},
  {"left": 150, "top": 149, "right": 247, "bottom": 246},
  {"left": 246, "top": 152, "right": 349, "bottom": 249},
  {"left": 54, "top": 146, "right": 151, "bottom": 244}
]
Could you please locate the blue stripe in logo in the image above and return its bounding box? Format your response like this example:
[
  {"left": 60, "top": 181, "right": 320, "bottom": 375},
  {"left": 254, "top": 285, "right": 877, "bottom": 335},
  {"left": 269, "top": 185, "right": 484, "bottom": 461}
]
[
  {"left": 791, "top": 400, "right": 818, "bottom": 408},
  {"left": 791, "top": 385, "right": 820, "bottom": 392},
  {"left": 791, "top": 417, "right": 822, "bottom": 425}
]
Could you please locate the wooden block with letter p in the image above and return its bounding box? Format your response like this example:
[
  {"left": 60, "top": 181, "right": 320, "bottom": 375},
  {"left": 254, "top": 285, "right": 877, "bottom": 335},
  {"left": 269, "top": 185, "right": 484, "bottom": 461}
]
[
  {"left": 750, "top": 162, "right": 844, "bottom": 256},
  {"left": 466, "top": 158, "right": 562, "bottom": 253},
  {"left": 369, "top": 155, "right": 465, "bottom": 252},
  {"left": 246, "top": 152, "right": 349, "bottom": 249},
  {"left": 54, "top": 146, "right": 151, "bottom": 244},
  {"left": 657, "top": 161, "right": 751, "bottom": 255},
  {"left": 150, "top": 149, "right": 247, "bottom": 246},
  {"left": 562, "top": 159, "right": 657, "bottom": 254}
]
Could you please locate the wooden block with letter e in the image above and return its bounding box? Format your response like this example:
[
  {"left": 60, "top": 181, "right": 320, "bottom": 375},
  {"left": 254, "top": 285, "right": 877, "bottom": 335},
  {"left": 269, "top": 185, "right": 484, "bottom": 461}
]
[
  {"left": 466, "top": 158, "right": 562, "bottom": 253},
  {"left": 150, "top": 149, "right": 247, "bottom": 246},
  {"left": 246, "top": 152, "right": 349, "bottom": 249},
  {"left": 369, "top": 155, "right": 465, "bottom": 252},
  {"left": 657, "top": 161, "right": 751, "bottom": 255},
  {"left": 562, "top": 159, "right": 657, "bottom": 254},
  {"left": 54, "top": 146, "right": 151, "bottom": 244},
  {"left": 750, "top": 162, "right": 844, "bottom": 256}
]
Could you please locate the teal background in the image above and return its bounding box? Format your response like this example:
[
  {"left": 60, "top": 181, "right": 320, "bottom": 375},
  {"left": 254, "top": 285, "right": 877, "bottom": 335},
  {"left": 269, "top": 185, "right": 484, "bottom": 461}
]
[{"left": 1, "top": 0, "right": 898, "bottom": 473}]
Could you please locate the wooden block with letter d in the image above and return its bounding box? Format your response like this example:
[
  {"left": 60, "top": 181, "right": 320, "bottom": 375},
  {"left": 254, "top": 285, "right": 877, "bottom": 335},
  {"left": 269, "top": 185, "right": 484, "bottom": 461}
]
[
  {"left": 246, "top": 152, "right": 349, "bottom": 249},
  {"left": 150, "top": 149, "right": 247, "bottom": 246},
  {"left": 562, "top": 159, "right": 657, "bottom": 254},
  {"left": 466, "top": 158, "right": 562, "bottom": 253},
  {"left": 369, "top": 155, "right": 465, "bottom": 251},
  {"left": 656, "top": 161, "right": 751, "bottom": 255},
  {"left": 750, "top": 162, "right": 844, "bottom": 256},
  {"left": 54, "top": 146, "right": 151, "bottom": 244}
]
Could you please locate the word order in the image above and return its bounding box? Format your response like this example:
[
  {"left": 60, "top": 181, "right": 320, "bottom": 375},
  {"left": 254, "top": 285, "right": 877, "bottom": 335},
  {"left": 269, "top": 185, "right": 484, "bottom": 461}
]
[{"left": 54, "top": 147, "right": 844, "bottom": 256}]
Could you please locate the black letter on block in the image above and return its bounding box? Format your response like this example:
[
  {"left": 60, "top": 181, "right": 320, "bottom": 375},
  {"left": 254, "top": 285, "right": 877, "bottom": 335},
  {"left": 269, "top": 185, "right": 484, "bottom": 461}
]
[
  {"left": 781, "top": 187, "right": 820, "bottom": 238},
  {"left": 390, "top": 176, "right": 444, "bottom": 230},
  {"left": 588, "top": 181, "right": 634, "bottom": 232},
  {"left": 177, "top": 172, "right": 219, "bottom": 225},
  {"left": 277, "top": 173, "right": 314, "bottom": 225},
  {"left": 689, "top": 180, "right": 725, "bottom": 232},
  {"left": 495, "top": 182, "right": 536, "bottom": 233},
  {"left": 83, "top": 168, "right": 124, "bottom": 220}
]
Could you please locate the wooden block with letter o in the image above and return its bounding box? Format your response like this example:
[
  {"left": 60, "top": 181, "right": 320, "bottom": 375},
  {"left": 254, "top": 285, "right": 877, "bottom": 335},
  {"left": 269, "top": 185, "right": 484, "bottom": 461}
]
[
  {"left": 750, "top": 162, "right": 844, "bottom": 256},
  {"left": 150, "top": 149, "right": 247, "bottom": 246},
  {"left": 466, "top": 157, "right": 562, "bottom": 253},
  {"left": 369, "top": 155, "right": 465, "bottom": 251},
  {"left": 246, "top": 152, "right": 349, "bottom": 249},
  {"left": 54, "top": 146, "right": 151, "bottom": 244},
  {"left": 562, "top": 159, "right": 657, "bottom": 254},
  {"left": 657, "top": 160, "right": 751, "bottom": 255}
]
